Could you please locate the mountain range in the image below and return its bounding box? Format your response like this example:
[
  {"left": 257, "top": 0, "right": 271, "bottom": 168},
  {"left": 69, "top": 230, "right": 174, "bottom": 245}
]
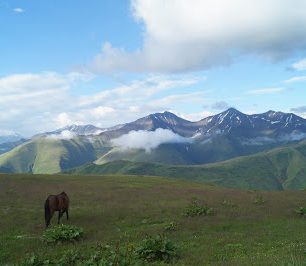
[{"left": 1, "top": 108, "right": 306, "bottom": 190}]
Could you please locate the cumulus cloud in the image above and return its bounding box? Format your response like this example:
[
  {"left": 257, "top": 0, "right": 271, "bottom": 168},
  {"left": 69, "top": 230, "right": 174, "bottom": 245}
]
[
  {"left": 46, "top": 130, "right": 76, "bottom": 140},
  {"left": 0, "top": 72, "right": 202, "bottom": 136},
  {"left": 89, "top": 0, "right": 306, "bottom": 73},
  {"left": 111, "top": 128, "right": 192, "bottom": 152},
  {"left": 247, "top": 87, "right": 285, "bottom": 95},
  {"left": 0, "top": 72, "right": 92, "bottom": 136}
]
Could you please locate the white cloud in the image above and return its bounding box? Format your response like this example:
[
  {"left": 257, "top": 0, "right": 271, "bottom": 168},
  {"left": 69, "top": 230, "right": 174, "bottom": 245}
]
[
  {"left": 148, "top": 91, "right": 207, "bottom": 107},
  {"left": 78, "top": 75, "right": 198, "bottom": 107},
  {"left": 111, "top": 128, "right": 192, "bottom": 152},
  {"left": 292, "top": 58, "right": 306, "bottom": 71},
  {"left": 13, "top": 8, "right": 24, "bottom": 13},
  {"left": 47, "top": 130, "right": 76, "bottom": 140},
  {"left": 0, "top": 72, "right": 91, "bottom": 135},
  {"left": 89, "top": 0, "right": 306, "bottom": 73},
  {"left": 247, "top": 87, "right": 285, "bottom": 95},
  {"left": 0, "top": 72, "right": 202, "bottom": 136},
  {"left": 284, "top": 76, "right": 306, "bottom": 83}
]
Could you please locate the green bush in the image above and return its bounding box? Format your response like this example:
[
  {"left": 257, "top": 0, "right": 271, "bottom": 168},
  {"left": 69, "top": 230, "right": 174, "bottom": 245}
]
[
  {"left": 42, "top": 224, "right": 84, "bottom": 244},
  {"left": 184, "top": 199, "right": 214, "bottom": 217},
  {"left": 295, "top": 207, "right": 306, "bottom": 216},
  {"left": 135, "top": 235, "right": 178, "bottom": 263}
]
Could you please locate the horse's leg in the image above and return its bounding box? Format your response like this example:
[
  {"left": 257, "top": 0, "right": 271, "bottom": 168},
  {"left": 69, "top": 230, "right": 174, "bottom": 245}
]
[
  {"left": 47, "top": 209, "right": 55, "bottom": 227},
  {"left": 66, "top": 209, "right": 69, "bottom": 220},
  {"left": 58, "top": 210, "right": 64, "bottom": 224}
]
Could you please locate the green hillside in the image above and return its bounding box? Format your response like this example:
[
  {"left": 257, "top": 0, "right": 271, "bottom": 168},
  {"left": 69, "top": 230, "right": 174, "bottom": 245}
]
[
  {"left": 0, "top": 137, "right": 109, "bottom": 174},
  {"left": 2, "top": 174, "right": 306, "bottom": 265},
  {"left": 95, "top": 135, "right": 278, "bottom": 165},
  {"left": 70, "top": 140, "right": 306, "bottom": 190}
]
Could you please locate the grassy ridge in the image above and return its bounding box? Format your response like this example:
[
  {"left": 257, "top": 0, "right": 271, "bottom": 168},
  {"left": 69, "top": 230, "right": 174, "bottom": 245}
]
[
  {"left": 1, "top": 174, "right": 306, "bottom": 265},
  {"left": 0, "top": 137, "right": 106, "bottom": 174},
  {"left": 71, "top": 141, "right": 306, "bottom": 190}
]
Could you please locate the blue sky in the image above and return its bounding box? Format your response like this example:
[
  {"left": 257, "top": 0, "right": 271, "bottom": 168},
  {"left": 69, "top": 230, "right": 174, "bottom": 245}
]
[{"left": 1, "top": 0, "right": 306, "bottom": 136}]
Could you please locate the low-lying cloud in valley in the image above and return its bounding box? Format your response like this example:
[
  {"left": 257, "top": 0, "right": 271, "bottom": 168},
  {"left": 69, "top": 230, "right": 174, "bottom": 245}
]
[{"left": 111, "top": 128, "right": 192, "bottom": 152}]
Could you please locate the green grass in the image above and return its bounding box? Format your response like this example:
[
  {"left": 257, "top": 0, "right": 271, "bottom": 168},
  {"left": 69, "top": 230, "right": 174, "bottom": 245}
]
[
  {"left": 70, "top": 140, "right": 306, "bottom": 190},
  {"left": 1, "top": 173, "right": 306, "bottom": 265}
]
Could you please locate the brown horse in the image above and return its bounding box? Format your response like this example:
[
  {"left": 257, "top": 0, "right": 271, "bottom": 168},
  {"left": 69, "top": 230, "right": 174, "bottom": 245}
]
[{"left": 44, "top": 192, "right": 69, "bottom": 228}]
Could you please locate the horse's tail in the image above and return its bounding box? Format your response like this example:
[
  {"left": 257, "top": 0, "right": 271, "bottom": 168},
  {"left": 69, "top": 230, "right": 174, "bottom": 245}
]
[{"left": 44, "top": 198, "right": 50, "bottom": 227}]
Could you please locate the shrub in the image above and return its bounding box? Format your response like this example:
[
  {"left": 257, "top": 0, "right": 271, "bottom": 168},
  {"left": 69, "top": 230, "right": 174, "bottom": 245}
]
[
  {"left": 184, "top": 199, "right": 214, "bottom": 217},
  {"left": 135, "top": 235, "right": 178, "bottom": 263},
  {"left": 295, "top": 207, "right": 306, "bottom": 216},
  {"left": 42, "top": 224, "right": 84, "bottom": 244}
]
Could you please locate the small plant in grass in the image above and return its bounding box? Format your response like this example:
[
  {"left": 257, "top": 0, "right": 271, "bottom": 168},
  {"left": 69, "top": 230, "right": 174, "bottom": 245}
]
[
  {"left": 56, "top": 249, "right": 82, "bottom": 265},
  {"left": 135, "top": 234, "right": 178, "bottom": 263},
  {"left": 221, "top": 199, "right": 237, "bottom": 207},
  {"left": 184, "top": 198, "right": 214, "bottom": 217},
  {"left": 85, "top": 243, "right": 136, "bottom": 265},
  {"left": 295, "top": 207, "right": 306, "bottom": 216},
  {"left": 253, "top": 195, "right": 266, "bottom": 205},
  {"left": 164, "top": 221, "right": 177, "bottom": 231},
  {"left": 19, "top": 254, "right": 51, "bottom": 266},
  {"left": 42, "top": 224, "right": 84, "bottom": 244}
]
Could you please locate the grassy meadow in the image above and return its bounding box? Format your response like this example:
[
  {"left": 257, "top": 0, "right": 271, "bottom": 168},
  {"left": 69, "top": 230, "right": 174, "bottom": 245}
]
[{"left": 1, "top": 173, "right": 306, "bottom": 265}]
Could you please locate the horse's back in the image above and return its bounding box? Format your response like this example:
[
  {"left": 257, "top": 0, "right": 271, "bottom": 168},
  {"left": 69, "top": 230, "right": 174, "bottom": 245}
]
[
  {"left": 46, "top": 192, "right": 69, "bottom": 211},
  {"left": 59, "top": 192, "right": 69, "bottom": 209}
]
